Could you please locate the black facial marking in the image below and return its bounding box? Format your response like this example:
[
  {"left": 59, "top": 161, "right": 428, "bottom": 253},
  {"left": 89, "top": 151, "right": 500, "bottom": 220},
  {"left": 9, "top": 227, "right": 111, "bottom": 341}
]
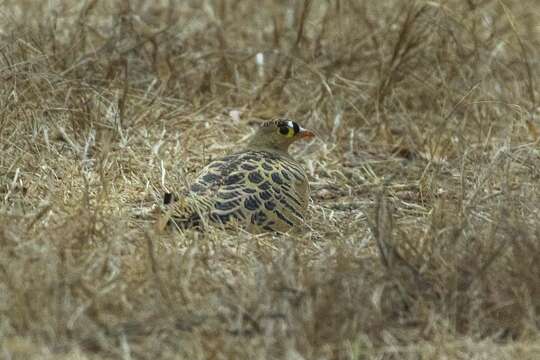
[
  {"left": 292, "top": 122, "right": 299, "bottom": 134},
  {"left": 274, "top": 119, "right": 288, "bottom": 128},
  {"left": 279, "top": 126, "right": 289, "bottom": 135}
]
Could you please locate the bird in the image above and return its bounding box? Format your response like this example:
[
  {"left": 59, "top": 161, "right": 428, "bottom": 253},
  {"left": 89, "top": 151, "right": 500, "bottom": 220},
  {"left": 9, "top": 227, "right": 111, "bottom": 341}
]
[{"left": 161, "top": 118, "right": 315, "bottom": 233}]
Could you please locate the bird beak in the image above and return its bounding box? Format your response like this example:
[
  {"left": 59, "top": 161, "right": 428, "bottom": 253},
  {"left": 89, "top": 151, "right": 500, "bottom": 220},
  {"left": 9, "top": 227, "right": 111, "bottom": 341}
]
[{"left": 298, "top": 127, "right": 315, "bottom": 139}]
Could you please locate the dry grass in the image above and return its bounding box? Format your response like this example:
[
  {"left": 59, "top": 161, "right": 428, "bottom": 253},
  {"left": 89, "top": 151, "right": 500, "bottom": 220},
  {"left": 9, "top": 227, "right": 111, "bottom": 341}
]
[{"left": 2, "top": 0, "right": 540, "bottom": 358}]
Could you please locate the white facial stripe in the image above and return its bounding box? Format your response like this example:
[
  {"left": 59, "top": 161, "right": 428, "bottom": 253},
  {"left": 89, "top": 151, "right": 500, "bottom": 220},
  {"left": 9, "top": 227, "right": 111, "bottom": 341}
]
[
  {"left": 299, "top": 126, "right": 306, "bottom": 132},
  {"left": 287, "top": 120, "right": 294, "bottom": 128}
]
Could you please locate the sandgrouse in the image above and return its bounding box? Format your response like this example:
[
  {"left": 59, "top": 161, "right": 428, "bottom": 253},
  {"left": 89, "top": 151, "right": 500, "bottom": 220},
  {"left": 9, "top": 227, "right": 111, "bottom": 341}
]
[{"left": 162, "top": 119, "right": 315, "bottom": 233}]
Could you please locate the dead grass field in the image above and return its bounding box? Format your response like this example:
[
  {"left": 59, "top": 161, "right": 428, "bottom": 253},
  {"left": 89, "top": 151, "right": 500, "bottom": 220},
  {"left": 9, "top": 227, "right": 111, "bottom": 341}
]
[{"left": 2, "top": 0, "right": 540, "bottom": 358}]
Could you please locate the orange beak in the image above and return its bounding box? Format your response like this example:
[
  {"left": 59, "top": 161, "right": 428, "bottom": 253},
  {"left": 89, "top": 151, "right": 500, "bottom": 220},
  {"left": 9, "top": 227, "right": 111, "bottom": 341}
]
[{"left": 298, "top": 128, "right": 315, "bottom": 139}]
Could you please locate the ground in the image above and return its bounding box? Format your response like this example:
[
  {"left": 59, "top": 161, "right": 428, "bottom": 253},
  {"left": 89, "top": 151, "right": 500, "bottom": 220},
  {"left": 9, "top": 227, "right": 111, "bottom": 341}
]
[{"left": 2, "top": 0, "right": 540, "bottom": 359}]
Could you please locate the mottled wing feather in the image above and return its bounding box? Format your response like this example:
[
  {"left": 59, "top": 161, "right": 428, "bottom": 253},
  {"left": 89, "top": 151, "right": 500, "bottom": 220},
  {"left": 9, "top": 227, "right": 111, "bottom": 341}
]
[{"left": 170, "top": 150, "right": 309, "bottom": 233}]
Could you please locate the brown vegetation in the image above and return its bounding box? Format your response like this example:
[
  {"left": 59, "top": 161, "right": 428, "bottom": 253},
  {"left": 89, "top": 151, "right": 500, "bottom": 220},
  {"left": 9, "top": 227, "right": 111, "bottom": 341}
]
[{"left": 1, "top": 0, "right": 540, "bottom": 358}]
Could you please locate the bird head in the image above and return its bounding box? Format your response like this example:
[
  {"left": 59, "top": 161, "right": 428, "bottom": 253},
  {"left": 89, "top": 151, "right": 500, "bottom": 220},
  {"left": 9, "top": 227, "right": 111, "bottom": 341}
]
[{"left": 246, "top": 119, "right": 315, "bottom": 154}]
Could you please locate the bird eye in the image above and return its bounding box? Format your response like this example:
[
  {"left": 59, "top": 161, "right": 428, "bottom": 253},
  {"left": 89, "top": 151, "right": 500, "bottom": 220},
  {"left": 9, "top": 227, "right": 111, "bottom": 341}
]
[
  {"left": 277, "top": 120, "right": 298, "bottom": 138},
  {"left": 279, "top": 126, "right": 289, "bottom": 135}
]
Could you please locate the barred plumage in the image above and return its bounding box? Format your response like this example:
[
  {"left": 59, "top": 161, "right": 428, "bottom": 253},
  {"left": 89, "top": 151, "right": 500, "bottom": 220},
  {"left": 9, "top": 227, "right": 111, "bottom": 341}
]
[{"left": 163, "top": 119, "right": 314, "bottom": 233}]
